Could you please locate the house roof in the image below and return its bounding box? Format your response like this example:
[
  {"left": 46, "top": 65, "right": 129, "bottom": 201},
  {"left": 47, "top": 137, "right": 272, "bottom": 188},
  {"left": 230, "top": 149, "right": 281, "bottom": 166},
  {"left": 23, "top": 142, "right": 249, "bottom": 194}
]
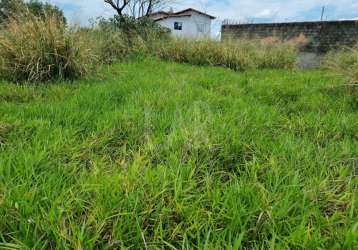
[
  {"left": 150, "top": 11, "right": 169, "bottom": 16},
  {"left": 150, "top": 8, "right": 216, "bottom": 21}
]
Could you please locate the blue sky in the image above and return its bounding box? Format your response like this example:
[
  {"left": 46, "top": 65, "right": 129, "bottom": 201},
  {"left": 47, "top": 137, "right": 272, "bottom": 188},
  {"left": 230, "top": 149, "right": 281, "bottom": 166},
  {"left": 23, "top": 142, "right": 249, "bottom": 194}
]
[{"left": 45, "top": 0, "right": 358, "bottom": 26}]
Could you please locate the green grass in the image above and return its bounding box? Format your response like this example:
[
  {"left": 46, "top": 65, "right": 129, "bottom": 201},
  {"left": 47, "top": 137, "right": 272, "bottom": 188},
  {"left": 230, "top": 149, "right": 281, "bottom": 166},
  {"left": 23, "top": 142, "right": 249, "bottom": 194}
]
[{"left": 0, "top": 58, "right": 357, "bottom": 249}]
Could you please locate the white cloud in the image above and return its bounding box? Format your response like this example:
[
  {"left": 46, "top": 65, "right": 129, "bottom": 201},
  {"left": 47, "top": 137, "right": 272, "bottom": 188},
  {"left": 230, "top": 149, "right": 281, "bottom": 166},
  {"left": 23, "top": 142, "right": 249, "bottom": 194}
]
[{"left": 255, "top": 9, "right": 277, "bottom": 19}]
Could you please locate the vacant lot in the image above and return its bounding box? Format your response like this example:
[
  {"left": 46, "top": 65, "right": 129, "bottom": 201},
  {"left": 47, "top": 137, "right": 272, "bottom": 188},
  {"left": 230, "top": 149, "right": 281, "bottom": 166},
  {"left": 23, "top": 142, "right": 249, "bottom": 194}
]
[{"left": 0, "top": 59, "right": 357, "bottom": 249}]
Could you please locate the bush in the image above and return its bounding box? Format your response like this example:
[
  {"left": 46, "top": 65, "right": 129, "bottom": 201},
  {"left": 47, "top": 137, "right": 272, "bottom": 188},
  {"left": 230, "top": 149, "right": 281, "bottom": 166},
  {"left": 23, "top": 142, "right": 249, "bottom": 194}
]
[
  {"left": 0, "top": 11, "right": 97, "bottom": 83},
  {"left": 97, "top": 15, "right": 170, "bottom": 41},
  {"left": 84, "top": 18, "right": 169, "bottom": 64}
]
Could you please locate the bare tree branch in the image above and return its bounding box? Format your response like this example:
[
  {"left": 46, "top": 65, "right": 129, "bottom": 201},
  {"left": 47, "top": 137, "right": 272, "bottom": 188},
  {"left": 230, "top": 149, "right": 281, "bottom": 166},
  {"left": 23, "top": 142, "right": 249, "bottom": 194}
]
[
  {"left": 145, "top": 0, "right": 153, "bottom": 16},
  {"left": 104, "top": 0, "right": 130, "bottom": 16},
  {"left": 106, "top": 0, "right": 174, "bottom": 18}
]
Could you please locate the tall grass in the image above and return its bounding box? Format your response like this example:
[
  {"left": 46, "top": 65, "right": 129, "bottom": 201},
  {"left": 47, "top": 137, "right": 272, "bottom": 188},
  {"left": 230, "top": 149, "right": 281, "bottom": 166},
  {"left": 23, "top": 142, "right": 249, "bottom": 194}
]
[
  {"left": 82, "top": 17, "right": 302, "bottom": 72},
  {"left": 88, "top": 30, "right": 301, "bottom": 72},
  {"left": 0, "top": 11, "right": 97, "bottom": 82},
  {"left": 79, "top": 27, "right": 130, "bottom": 65},
  {"left": 155, "top": 38, "right": 299, "bottom": 71},
  {"left": 324, "top": 45, "right": 358, "bottom": 85},
  {"left": 0, "top": 9, "right": 302, "bottom": 83}
]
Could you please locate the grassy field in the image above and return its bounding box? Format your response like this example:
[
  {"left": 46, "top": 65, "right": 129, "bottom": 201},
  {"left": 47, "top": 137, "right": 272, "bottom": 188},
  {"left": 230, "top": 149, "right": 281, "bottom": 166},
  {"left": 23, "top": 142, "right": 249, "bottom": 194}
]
[{"left": 0, "top": 58, "right": 357, "bottom": 249}]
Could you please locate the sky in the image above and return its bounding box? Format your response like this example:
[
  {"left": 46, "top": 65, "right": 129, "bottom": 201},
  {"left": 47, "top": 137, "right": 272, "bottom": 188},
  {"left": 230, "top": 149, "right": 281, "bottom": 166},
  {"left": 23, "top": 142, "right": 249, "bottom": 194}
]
[{"left": 44, "top": 0, "right": 358, "bottom": 35}]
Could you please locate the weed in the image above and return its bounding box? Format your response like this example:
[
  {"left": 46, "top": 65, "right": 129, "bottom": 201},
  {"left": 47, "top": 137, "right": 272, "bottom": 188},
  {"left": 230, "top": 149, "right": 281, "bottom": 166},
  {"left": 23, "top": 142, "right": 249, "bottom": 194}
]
[
  {"left": 324, "top": 45, "right": 358, "bottom": 87},
  {"left": 155, "top": 38, "right": 298, "bottom": 71},
  {"left": 0, "top": 10, "right": 97, "bottom": 82}
]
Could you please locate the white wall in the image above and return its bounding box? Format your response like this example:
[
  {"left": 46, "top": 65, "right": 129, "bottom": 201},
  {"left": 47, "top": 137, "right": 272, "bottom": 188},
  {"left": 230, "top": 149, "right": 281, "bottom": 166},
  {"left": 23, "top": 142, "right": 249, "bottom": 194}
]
[
  {"left": 156, "top": 12, "right": 212, "bottom": 39},
  {"left": 190, "top": 12, "right": 212, "bottom": 38}
]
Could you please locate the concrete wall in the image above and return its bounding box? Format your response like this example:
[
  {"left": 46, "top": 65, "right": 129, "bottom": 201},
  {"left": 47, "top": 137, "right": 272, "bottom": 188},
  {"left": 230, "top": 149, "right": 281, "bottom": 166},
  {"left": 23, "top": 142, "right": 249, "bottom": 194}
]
[
  {"left": 222, "top": 20, "right": 358, "bottom": 52},
  {"left": 157, "top": 13, "right": 212, "bottom": 39}
]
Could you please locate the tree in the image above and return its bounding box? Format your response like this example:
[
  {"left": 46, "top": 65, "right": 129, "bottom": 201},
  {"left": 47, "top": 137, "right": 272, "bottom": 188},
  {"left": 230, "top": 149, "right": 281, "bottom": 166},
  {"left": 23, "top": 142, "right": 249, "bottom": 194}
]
[
  {"left": 0, "top": 0, "right": 66, "bottom": 24},
  {"left": 0, "top": 0, "right": 23, "bottom": 22},
  {"left": 104, "top": 0, "right": 172, "bottom": 19},
  {"left": 129, "top": 0, "right": 172, "bottom": 18},
  {"left": 100, "top": 0, "right": 172, "bottom": 39},
  {"left": 27, "top": 0, "right": 66, "bottom": 24}
]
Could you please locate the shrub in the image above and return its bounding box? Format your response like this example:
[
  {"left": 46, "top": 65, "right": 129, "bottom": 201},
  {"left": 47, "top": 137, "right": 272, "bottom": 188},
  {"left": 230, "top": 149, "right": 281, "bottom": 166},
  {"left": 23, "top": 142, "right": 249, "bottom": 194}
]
[
  {"left": 83, "top": 18, "right": 169, "bottom": 64},
  {"left": 94, "top": 14, "right": 170, "bottom": 58},
  {"left": 0, "top": 11, "right": 97, "bottom": 83},
  {"left": 82, "top": 27, "right": 152, "bottom": 65},
  {"left": 97, "top": 15, "right": 170, "bottom": 41}
]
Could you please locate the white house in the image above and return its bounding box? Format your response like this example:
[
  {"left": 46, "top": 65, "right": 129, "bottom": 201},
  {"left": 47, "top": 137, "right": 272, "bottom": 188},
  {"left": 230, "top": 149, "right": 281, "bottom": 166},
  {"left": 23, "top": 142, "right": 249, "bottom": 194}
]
[{"left": 149, "top": 8, "right": 216, "bottom": 38}]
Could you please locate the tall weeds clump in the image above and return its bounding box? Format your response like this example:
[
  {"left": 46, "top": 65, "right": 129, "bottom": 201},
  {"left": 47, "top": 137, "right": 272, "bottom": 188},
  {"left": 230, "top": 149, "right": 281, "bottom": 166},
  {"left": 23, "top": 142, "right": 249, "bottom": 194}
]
[
  {"left": 80, "top": 27, "right": 129, "bottom": 65},
  {"left": 86, "top": 17, "right": 170, "bottom": 64},
  {"left": 155, "top": 38, "right": 299, "bottom": 71},
  {"left": 324, "top": 45, "right": 358, "bottom": 85},
  {"left": 87, "top": 15, "right": 300, "bottom": 72},
  {"left": 0, "top": 10, "right": 97, "bottom": 83}
]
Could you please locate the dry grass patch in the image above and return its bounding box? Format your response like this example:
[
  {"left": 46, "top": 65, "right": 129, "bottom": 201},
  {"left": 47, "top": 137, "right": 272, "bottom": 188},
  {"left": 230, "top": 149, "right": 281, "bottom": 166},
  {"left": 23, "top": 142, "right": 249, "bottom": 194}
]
[{"left": 0, "top": 11, "right": 97, "bottom": 83}]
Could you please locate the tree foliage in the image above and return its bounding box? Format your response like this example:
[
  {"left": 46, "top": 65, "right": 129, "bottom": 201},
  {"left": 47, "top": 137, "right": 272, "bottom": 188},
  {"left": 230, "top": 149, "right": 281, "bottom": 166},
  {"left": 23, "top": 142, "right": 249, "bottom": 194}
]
[
  {"left": 96, "top": 14, "right": 170, "bottom": 39},
  {"left": 0, "top": 0, "right": 66, "bottom": 24},
  {"left": 0, "top": 0, "right": 22, "bottom": 22},
  {"left": 103, "top": 0, "right": 172, "bottom": 35},
  {"left": 27, "top": 0, "right": 66, "bottom": 24}
]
